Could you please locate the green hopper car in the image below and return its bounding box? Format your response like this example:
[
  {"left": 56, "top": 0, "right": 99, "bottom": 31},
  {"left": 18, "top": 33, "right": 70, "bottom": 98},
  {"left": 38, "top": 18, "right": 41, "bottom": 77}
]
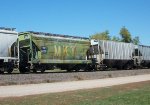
[{"left": 18, "top": 31, "right": 93, "bottom": 73}]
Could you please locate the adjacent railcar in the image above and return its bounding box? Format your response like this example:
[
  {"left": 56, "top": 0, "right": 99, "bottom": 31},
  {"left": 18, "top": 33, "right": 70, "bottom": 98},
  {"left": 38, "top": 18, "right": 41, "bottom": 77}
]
[
  {"left": 90, "top": 40, "right": 136, "bottom": 70},
  {"left": 18, "top": 31, "right": 93, "bottom": 73},
  {"left": 0, "top": 27, "right": 18, "bottom": 73},
  {"left": 138, "top": 45, "right": 150, "bottom": 67}
]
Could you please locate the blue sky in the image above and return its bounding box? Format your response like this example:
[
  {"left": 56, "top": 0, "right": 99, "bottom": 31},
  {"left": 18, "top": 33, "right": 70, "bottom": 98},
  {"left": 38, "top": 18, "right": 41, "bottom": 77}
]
[{"left": 0, "top": 0, "right": 150, "bottom": 45}]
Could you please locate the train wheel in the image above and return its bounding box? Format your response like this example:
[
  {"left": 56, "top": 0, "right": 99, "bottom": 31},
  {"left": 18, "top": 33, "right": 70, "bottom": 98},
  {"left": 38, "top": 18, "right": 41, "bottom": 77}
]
[
  {"left": 0, "top": 71, "right": 4, "bottom": 74},
  {"left": 75, "top": 66, "right": 80, "bottom": 72},
  {"left": 19, "top": 68, "right": 26, "bottom": 73},
  {"left": 124, "top": 63, "right": 133, "bottom": 70},
  {"left": 75, "top": 69, "right": 79, "bottom": 72},
  {"left": 7, "top": 68, "right": 13, "bottom": 74},
  {"left": 19, "top": 63, "right": 31, "bottom": 73},
  {"left": 117, "top": 66, "right": 123, "bottom": 70},
  {"left": 84, "top": 65, "right": 95, "bottom": 72},
  {"left": 0, "top": 67, "right": 4, "bottom": 74},
  {"left": 39, "top": 66, "right": 46, "bottom": 73},
  {"left": 66, "top": 69, "right": 72, "bottom": 72},
  {"left": 148, "top": 64, "right": 150, "bottom": 68},
  {"left": 83, "top": 65, "right": 89, "bottom": 72},
  {"left": 40, "top": 68, "right": 45, "bottom": 73},
  {"left": 19, "top": 65, "right": 26, "bottom": 74},
  {"left": 7, "top": 64, "right": 14, "bottom": 74},
  {"left": 33, "top": 69, "right": 37, "bottom": 73}
]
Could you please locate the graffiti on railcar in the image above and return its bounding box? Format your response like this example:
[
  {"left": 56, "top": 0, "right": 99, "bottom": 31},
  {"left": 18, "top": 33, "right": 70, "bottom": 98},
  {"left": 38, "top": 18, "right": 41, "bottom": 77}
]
[{"left": 54, "top": 45, "right": 77, "bottom": 59}]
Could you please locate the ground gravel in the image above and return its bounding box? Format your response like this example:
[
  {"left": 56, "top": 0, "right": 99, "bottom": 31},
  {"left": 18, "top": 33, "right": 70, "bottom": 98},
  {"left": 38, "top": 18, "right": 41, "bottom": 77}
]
[{"left": 0, "top": 69, "right": 150, "bottom": 86}]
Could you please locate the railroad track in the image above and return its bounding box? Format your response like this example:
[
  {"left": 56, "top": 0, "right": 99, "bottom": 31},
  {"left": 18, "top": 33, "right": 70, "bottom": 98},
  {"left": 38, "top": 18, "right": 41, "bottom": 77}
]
[{"left": 0, "top": 69, "right": 150, "bottom": 86}]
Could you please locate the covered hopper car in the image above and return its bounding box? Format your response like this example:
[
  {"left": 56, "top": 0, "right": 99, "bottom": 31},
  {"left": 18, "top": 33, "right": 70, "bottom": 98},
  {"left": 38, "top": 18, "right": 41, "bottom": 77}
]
[
  {"left": 137, "top": 45, "right": 150, "bottom": 67},
  {"left": 90, "top": 40, "right": 150, "bottom": 70},
  {"left": 0, "top": 27, "right": 18, "bottom": 73},
  {"left": 18, "top": 31, "right": 95, "bottom": 73}
]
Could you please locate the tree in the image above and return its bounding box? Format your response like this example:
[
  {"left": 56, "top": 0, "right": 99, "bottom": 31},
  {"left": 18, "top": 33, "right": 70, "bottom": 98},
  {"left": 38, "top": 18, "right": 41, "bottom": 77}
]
[
  {"left": 90, "top": 27, "right": 140, "bottom": 45},
  {"left": 119, "top": 26, "right": 132, "bottom": 43},
  {"left": 132, "top": 36, "right": 140, "bottom": 45},
  {"left": 90, "top": 30, "right": 111, "bottom": 40},
  {"left": 111, "top": 36, "right": 120, "bottom": 42}
]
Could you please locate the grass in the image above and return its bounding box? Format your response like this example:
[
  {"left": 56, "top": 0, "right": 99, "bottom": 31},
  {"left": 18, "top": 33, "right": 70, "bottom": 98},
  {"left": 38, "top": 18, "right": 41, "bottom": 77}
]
[{"left": 0, "top": 81, "right": 150, "bottom": 105}]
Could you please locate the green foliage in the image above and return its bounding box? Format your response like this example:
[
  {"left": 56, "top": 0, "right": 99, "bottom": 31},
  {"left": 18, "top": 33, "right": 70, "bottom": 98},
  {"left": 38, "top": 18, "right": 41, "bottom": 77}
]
[
  {"left": 90, "top": 27, "right": 140, "bottom": 44},
  {"left": 90, "top": 30, "right": 111, "bottom": 40},
  {"left": 119, "top": 26, "right": 132, "bottom": 43},
  {"left": 132, "top": 36, "right": 140, "bottom": 45},
  {"left": 111, "top": 36, "right": 120, "bottom": 42}
]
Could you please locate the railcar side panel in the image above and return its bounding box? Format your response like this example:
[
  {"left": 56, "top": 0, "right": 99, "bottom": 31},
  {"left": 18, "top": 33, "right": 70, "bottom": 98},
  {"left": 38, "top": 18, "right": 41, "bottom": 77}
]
[{"left": 31, "top": 35, "right": 90, "bottom": 64}]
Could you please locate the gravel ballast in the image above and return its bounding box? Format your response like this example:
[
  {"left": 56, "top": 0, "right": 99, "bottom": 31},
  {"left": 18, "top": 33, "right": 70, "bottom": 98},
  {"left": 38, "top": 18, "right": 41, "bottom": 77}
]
[{"left": 0, "top": 69, "right": 150, "bottom": 86}]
